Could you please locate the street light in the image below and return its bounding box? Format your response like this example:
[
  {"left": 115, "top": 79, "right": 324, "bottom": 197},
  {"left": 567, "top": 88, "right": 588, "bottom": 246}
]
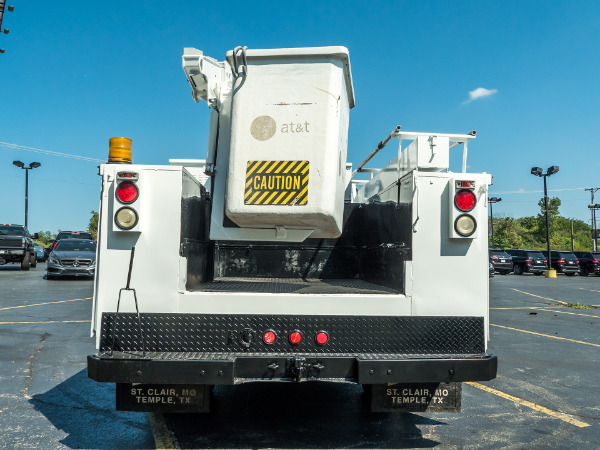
[
  {"left": 12, "top": 160, "right": 41, "bottom": 228},
  {"left": 488, "top": 197, "right": 502, "bottom": 248},
  {"left": 531, "top": 165, "right": 559, "bottom": 271}
]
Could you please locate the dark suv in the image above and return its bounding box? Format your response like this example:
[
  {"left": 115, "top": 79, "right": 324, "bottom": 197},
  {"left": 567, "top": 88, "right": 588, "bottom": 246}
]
[
  {"left": 573, "top": 251, "right": 600, "bottom": 276},
  {"left": 541, "top": 251, "right": 579, "bottom": 276},
  {"left": 504, "top": 249, "right": 547, "bottom": 275},
  {"left": 489, "top": 249, "right": 513, "bottom": 275}
]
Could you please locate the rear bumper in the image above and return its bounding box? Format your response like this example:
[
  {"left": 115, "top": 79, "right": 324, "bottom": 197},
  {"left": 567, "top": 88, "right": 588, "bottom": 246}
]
[
  {"left": 0, "top": 249, "right": 26, "bottom": 263},
  {"left": 492, "top": 263, "right": 512, "bottom": 271},
  {"left": 556, "top": 265, "right": 579, "bottom": 273},
  {"left": 87, "top": 352, "right": 497, "bottom": 385},
  {"left": 525, "top": 265, "right": 546, "bottom": 273}
]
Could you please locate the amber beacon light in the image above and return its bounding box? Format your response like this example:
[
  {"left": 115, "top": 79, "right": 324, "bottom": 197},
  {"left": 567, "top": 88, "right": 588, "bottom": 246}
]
[{"left": 108, "top": 137, "right": 133, "bottom": 164}]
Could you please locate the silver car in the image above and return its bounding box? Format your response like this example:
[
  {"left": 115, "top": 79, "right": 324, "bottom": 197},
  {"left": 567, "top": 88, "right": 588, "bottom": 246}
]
[{"left": 46, "top": 239, "right": 96, "bottom": 279}]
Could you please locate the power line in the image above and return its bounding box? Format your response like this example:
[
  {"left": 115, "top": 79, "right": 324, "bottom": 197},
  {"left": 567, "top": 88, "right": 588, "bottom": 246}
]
[{"left": 0, "top": 141, "right": 104, "bottom": 163}]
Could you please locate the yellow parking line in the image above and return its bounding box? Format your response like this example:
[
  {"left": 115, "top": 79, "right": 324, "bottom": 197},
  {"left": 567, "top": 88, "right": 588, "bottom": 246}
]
[
  {"left": 148, "top": 412, "right": 178, "bottom": 449},
  {"left": 511, "top": 289, "right": 568, "bottom": 305},
  {"left": 535, "top": 308, "right": 600, "bottom": 318},
  {"left": 491, "top": 307, "right": 599, "bottom": 318},
  {"left": 490, "top": 324, "right": 600, "bottom": 347},
  {"left": 0, "top": 297, "right": 92, "bottom": 311},
  {"left": 466, "top": 382, "right": 590, "bottom": 428},
  {"left": 490, "top": 307, "right": 544, "bottom": 310},
  {"left": 0, "top": 320, "right": 91, "bottom": 325}
]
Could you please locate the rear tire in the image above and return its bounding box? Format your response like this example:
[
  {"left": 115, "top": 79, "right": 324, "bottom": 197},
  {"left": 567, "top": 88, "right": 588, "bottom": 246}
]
[
  {"left": 20, "top": 255, "right": 31, "bottom": 271},
  {"left": 513, "top": 264, "right": 523, "bottom": 275},
  {"left": 579, "top": 265, "right": 589, "bottom": 277},
  {"left": 30, "top": 253, "right": 37, "bottom": 268},
  {"left": 565, "top": 272, "right": 575, "bottom": 277}
]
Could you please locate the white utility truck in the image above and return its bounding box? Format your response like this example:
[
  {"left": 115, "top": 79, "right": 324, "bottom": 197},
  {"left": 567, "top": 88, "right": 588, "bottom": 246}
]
[{"left": 87, "top": 46, "right": 497, "bottom": 413}]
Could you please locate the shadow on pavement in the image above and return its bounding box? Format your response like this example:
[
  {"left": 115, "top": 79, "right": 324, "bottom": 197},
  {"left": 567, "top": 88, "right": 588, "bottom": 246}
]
[
  {"left": 169, "top": 382, "right": 443, "bottom": 449},
  {"left": 30, "top": 369, "right": 154, "bottom": 449}
]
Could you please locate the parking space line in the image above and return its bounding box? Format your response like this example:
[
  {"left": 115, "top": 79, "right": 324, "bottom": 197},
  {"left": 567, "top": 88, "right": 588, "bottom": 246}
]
[
  {"left": 0, "top": 320, "right": 91, "bottom": 325},
  {"left": 490, "top": 307, "right": 544, "bottom": 310},
  {"left": 535, "top": 308, "right": 600, "bottom": 318},
  {"left": 0, "top": 297, "right": 92, "bottom": 311},
  {"left": 491, "top": 307, "right": 600, "bottom": 318},
  {"left": 490, "top": 324, "right": 600, "bottom": 347},
  {"left": 466, "top": 382, "right": 590, "bottom": 428},
  {"left": 511, "top": 289, "right": 568, "bottom": 305},
  {"left": 148, "top": 412, "right": 178, "bottom": 449}
]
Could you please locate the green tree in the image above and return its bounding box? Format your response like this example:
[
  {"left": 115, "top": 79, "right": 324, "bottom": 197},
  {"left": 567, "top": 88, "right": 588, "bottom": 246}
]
[
  {"left": 487, "top": 196, "right": 593, "bottom": 252},
  {"left": 34, "top": 230, "right": 56, "bottom": 247},
  {"left": 88, "top": 210, "right": 99, "bottom": 240}
]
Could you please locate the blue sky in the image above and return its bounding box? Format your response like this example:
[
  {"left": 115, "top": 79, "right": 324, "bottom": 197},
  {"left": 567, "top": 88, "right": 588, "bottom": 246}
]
[{"left": 1, "top": 1, "right": 599, "bottom": 234}]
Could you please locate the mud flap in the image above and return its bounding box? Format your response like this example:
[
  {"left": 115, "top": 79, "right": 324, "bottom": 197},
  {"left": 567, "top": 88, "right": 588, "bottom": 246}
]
[
  {"left": 116, "top": 384, "right": 211, "bottom": 413},
  {"left": 369, "top": 382, "right": 462, "bottom": 412}
]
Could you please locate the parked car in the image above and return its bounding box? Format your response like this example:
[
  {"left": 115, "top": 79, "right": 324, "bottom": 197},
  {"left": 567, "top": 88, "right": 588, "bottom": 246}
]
[
  {"left": 33, "top": 244, "right": 46, "bottom": 262},
  {"left": 0, "top": 224, "right": 38, "bottom": 270},
  {"left": 45, "top": 230, "right": 95, "bottom": 260},
  {"left": 573, "top": 251, "right": 600, "bottom": 276},
  {"left": 541, "top": 250, "right": 579, "bottom": 276},
  {"left": 504, "top": 249, "right": 547, "bottom": 275},
  {"left": 489, "top": 249, "right": 513, "bottom": 275},
  {"left": 46, "top": 239, "right": 96, "bottom": 279}
]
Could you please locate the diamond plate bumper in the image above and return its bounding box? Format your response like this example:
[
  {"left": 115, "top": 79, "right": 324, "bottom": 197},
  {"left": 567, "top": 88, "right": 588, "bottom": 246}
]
[{"left": 87, "top": 352, "right": 497, "bottom": 384}]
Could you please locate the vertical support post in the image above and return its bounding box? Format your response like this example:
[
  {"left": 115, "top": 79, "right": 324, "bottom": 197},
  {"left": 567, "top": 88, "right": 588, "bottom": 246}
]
[
  {"left": 462, "top": 141, "right": 468, "bottom": 173},
  {"left": 490, "top": 201, "right": 494, "bottom": 248},
  {"left": 570, "top": 219, "right": 574, "bottom": 253},
  {"left": 593, "top": 190, "right": 597, "bottom": 252},
  {"left": 544, "top": 176, "right": 551, "bottom": 268},
  {"left": 25, "top": 168, "right": 29, "bottom": 228}
]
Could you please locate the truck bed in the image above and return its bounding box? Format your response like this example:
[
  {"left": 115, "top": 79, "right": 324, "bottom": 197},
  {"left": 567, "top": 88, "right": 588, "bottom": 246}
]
[{"left": 189, "top": 277, "right": 401, "bottom": 295}]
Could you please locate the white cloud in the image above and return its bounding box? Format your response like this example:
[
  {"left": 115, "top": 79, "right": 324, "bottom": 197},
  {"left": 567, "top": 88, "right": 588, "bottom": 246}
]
[{"left": 463, "top": 87, "right": 498, "bottom": 104}]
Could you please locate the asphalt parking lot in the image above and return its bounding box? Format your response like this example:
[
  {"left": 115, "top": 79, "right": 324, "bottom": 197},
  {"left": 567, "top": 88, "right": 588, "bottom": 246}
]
[{"left": 0, "top": 267, "right": 599, "bottom": 449}]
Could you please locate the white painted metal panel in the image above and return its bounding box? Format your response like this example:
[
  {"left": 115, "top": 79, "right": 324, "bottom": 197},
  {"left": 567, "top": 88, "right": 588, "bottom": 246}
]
[
  {"left": 177, "top": 292, "right": 410, "bottom": 316},
  {"left": 408, "top": 172, "right": 491, "bottom": 345},
  {"left": 93, "top": 165, "right": 188, "bottom": 347}
]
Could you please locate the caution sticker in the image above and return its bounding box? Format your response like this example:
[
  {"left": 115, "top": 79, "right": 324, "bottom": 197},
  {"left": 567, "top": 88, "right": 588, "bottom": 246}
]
[{"left": 245, "top": 160, "right": 308, "bottom": 206}]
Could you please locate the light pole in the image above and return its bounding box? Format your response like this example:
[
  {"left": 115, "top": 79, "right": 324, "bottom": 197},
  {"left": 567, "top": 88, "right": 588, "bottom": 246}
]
[
  {"left": 589, "top": 203, "right": 600, "bottom": 251},
  {"left": 488, "top": 197, "right": 502, "bottom": 248},
  {"left": 13, "top": 161, "right": 41, "bottom": 228},
  {"left": 531, "top": 166, "right": 559, "bottom": 272}
]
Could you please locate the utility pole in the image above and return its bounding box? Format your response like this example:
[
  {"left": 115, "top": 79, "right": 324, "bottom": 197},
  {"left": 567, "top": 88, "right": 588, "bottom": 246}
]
[
  {"left": 585, "top": 188, "right": 599, "bottom": 251},
  {"left": 570, "top": 219, "right": 574, "bottom": 253}
]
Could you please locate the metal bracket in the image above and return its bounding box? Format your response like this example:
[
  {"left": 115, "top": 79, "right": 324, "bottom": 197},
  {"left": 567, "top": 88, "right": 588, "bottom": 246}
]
[
  {"left": 110, "top": 247, "right": 146, "bottom": 357},
  {"left": 286, "top": 357, "right": 307, "bottom": 382}
]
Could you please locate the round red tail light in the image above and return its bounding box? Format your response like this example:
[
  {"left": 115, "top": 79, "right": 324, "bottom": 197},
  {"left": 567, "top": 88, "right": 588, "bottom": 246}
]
[
  {"left": 263, "top": 330, "right": 276, "bottom": 344},
  {"left": 116, "top": 181, "right": 139, "bottom": 203},
  {"left": 455, "top": 189, "right": 476, "bottom": 211},
  {"left": 315, "top": 331, "right": 328, "bottom": 345},
  {"left": 289, "top": 331, "right": 302, "bottom": 345}
]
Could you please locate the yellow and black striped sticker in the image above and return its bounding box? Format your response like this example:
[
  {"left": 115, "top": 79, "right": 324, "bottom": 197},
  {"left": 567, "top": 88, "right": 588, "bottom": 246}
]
[{"left": 245, "top": 160, "right": 309, "bottom": 206}]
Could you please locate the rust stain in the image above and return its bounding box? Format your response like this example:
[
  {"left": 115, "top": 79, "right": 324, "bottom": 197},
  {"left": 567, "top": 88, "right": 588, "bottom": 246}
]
[{"left": 316, "top": 88, "right": 338, "bottom": 101}]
